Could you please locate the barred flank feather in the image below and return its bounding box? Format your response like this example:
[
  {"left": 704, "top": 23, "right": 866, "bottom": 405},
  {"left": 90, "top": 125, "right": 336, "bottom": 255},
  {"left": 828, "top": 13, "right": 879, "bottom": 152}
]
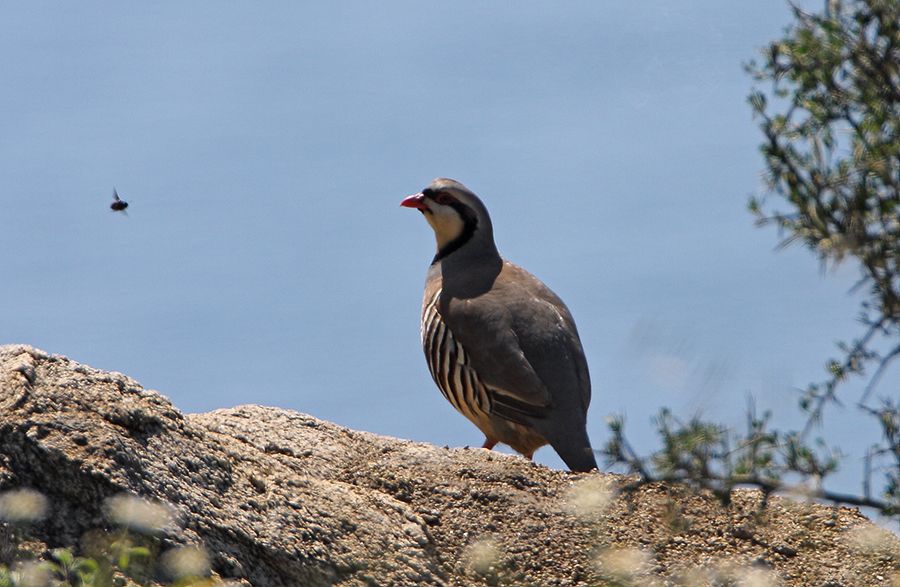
[{"left": 421, "top": 289, "right": 492, "bottom": 424}]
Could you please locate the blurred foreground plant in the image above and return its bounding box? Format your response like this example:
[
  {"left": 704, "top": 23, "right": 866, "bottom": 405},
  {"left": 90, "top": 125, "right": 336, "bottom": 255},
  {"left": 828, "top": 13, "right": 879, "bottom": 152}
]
[
  {"left": 602, "top": 403, "right": 893, "bottom": 512},
  {"left": 606, "top": 0, "right": 899, "bottom": 521},
  {"left": 748, "top": 0, "right": 899, "bottom": 511},
  {"left": 0, "top": 491, "right": 218, "bottom": 587}
]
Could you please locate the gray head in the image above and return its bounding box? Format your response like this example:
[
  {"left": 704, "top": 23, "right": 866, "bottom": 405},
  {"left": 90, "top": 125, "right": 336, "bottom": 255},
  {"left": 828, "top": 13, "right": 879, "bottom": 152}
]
[{"left": 400, "top": 178, "right": 497, "bottom": 263}]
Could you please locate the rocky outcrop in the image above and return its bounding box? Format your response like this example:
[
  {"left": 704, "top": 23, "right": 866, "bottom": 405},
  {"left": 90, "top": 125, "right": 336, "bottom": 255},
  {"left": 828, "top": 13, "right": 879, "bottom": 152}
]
[{"left": 0, "top": 344, "right": 897, "bottom": 586}]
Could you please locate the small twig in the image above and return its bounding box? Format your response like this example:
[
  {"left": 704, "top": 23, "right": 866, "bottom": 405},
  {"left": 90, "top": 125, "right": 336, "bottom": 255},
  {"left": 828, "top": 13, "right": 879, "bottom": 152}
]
[
  {"left": 615, "top": 465, "right": 893, "bottom": 513},
  {"left": 858, "top": 344, "right": 900, "bottom": 408},
  {"left": 617, "top": 433, "right": 652, "bottom": 481},
  {"left": 800, "top": 320, "right": 884, "bottom": 440},
  {"left": 863, "top": 446, "right": 873, "bottom": 502}
]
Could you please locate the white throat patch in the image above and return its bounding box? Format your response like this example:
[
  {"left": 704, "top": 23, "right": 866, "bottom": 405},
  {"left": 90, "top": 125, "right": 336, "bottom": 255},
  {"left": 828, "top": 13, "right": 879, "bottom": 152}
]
[{"left": 425, "top": 204, "right": 466, "bottom": 250}]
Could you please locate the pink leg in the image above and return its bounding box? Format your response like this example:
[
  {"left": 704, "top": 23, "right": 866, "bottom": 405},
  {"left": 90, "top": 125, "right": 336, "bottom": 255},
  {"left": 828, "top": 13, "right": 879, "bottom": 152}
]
[{"left": 482, "top": 438, "right": 498, "bottom": 450}]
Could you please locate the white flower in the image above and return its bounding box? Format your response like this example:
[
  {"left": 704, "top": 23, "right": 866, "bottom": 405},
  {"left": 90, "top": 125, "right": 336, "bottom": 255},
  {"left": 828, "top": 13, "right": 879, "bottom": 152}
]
[
  {"left": 596, "top": 547, "right": 653, "bottom": 580},
  {"left": 0, "top": 489, "right": 47, "bottom": 523},
  {"left": 464, "top": 538, "right": 501, "bottom": 575},
  {"left": 105, "top": 494, "right": 176, "bottom": 533},
  {"left": 564, "top": 476, "right": 616, "bottom": 518},
  {"left": 161, "top": 545, "right": 210, "bottom": 579}
]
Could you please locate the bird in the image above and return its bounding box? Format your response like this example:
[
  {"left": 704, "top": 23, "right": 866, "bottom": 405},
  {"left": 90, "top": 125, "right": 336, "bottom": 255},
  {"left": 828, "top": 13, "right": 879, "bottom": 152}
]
[
  {"left": 401, "top": 178, "right": 598, "bottom": 472},
  {"left": 110, "top": 188, "right": 128, "bottom": 213}
]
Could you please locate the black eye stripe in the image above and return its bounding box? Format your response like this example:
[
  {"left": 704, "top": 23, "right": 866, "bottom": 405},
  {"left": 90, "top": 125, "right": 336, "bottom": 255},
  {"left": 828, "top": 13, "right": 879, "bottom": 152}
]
[{"left": 422, "top": 187, "right": 457, "bottom": 205}]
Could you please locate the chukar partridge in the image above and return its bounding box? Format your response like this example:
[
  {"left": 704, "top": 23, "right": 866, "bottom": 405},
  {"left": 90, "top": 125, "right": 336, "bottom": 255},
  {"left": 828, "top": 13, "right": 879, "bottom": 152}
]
[{"left": 402, "top": 178, "right": 597, "bottom": 472}]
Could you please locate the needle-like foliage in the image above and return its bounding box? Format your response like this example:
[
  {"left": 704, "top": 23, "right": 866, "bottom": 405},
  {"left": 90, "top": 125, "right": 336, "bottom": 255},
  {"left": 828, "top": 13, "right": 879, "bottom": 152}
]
[{"left": 606, "top": 0, "right": 900, "bottom": 520}]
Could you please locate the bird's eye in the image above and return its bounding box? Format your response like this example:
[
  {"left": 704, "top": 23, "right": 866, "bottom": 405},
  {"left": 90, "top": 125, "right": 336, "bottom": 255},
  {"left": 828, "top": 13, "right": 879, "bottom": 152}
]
[{"left": 433, "top": 192, "right": 455, "bottom": 205}]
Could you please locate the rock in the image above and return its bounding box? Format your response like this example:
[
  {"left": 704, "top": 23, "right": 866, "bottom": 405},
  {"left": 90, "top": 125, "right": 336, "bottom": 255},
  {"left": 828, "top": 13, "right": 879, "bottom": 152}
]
[{"left": 0, "top": 344, "right": 897, "bottom": 586}]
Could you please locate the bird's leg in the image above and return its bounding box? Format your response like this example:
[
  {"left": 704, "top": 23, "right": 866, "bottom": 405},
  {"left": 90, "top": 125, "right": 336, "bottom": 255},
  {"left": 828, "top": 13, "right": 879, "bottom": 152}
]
[
  {"left": 523, "top": 451, "right": 535, "bottom": 461},
  {"left": 482, "top": 438, "right": 498, "bottom": 451}
]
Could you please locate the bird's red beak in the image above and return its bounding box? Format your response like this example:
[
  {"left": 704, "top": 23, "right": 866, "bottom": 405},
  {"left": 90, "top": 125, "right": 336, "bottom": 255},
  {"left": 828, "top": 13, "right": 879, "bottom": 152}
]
[{"left": 400, "top": 193, "right": 428, "bottom": 210}]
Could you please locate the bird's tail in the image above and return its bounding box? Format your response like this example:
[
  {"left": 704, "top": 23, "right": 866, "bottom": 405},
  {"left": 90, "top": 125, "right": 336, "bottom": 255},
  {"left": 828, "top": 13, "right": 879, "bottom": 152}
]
[
  {"left": 540, "top": 423, "right": 598, "bottom": 473},
  {"left": 556, "top": 442, "right": 598, "bottom": 473}
]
